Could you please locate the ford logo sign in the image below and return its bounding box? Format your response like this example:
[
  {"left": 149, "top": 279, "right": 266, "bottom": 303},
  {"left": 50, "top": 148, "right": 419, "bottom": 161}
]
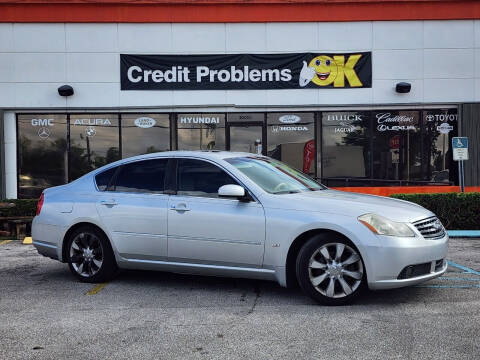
[
  {"left": 134, "top": 117, "right": 156, "bottom": 128},
  {"left": 279, "top": 115, "right": 301, "bottom": 124}
]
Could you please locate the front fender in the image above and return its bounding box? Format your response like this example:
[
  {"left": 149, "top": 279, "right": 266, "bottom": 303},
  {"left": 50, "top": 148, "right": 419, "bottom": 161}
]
[{"left": 263, "top": 208, "right": 379, "bottom": 283}]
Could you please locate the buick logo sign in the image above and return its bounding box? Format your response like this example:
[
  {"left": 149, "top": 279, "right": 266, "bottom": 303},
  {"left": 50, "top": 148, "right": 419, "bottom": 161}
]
[
  {"left": 38, "top": 127, "right": 50, "bottom": 139},
  {"left": 85, "top": 126, "right": 96, "bottom": 137},
  {"left": 134, "top": 117, "right": 156, "bottom": 128},
  {"left": 279, "top": 115, "right": 301, "bottom": 124}
]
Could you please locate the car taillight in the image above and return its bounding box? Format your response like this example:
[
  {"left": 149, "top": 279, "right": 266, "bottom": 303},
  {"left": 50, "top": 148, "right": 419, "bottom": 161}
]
[{"left": 36, "top": 192, "right": 44, "bottom": 215}]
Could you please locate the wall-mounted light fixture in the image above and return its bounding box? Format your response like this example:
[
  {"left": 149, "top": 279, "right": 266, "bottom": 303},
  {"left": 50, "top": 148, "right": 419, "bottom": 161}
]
[
  {"left": 395, "top": 82, "right": 411, "bottom": 94},
  {"left": 58, "top": 85, "right": 74, "bottom": 97}
]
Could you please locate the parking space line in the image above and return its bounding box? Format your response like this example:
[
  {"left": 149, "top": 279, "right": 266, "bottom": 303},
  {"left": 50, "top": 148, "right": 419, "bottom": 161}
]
[
  {"left": 86, "top": 283, "right": 108, "bottom": 296},
  {"left": 0, "top": 240, "right": 12, "bottom": 245},
  {"left": 439, "top": 277, "right": 480, "bottom": 282},
  {"left": 418, "top": 284, "right": 480, "bottom": 289},
  {"left": 447, "top": 260, "right": 480, "bottom": 276},
  {"left": 416, "top": 260, "right": 480, "bottom": 289}
]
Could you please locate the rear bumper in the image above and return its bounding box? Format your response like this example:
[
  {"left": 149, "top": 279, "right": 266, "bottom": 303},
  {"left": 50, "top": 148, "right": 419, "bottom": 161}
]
[
  {"left": 32, "top": 217, "right": 64, "bottom": 261},
  {"left": 33, "top": 240, "right": 59, "bottom": 260},
  {"left": 366, "top": 233, "right": 448, "bottom": 290}
]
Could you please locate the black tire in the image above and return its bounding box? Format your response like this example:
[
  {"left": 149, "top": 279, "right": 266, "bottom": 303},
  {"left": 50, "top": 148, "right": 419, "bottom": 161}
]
[
  {"left": 296, "top": 233, "right": 366, "bottom": 305},
  {"left": 66, "top": 225, "right": 118, "bottom": 283}
]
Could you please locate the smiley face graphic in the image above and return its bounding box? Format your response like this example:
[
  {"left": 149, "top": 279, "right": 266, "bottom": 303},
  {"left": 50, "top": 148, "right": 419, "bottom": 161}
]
[{"left": 308, "top": 55, "right": 338, "bottom": 86}]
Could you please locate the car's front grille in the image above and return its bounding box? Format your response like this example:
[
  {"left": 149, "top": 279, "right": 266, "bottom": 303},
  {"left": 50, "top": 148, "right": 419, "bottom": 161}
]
[{"left": 413, "top": 216, "right": 445, "bottom": 239}]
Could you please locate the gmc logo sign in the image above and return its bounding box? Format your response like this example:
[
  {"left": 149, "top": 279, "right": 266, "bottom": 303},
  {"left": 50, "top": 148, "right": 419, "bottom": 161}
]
[{"left": 31, "top": 119, "right": 53, "bottom": 126}]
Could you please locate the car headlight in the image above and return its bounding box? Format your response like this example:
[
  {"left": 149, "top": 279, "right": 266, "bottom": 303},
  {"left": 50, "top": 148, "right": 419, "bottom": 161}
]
[{"left": 358, "top": 213, "right": 415, "bottom": 237}]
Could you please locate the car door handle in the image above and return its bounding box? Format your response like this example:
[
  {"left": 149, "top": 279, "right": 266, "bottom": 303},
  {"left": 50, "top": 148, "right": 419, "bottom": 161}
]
[
  {"left": 100, "top": 200, "right": 117, "bottom": 206},
  {"left": 170, "top": 204, "right": 190, "bottom": 211}
]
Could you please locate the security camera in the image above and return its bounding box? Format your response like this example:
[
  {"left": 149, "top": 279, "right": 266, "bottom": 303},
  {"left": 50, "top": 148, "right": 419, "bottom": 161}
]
[
  {"left": 58, "top": 85, "right": 74, "bottom": 97},
  {"left": 395, "top": 82, "right": 411, "bottom": 94}
]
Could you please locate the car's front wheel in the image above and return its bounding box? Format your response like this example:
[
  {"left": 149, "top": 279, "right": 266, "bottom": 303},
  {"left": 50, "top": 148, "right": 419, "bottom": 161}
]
[
  {"left": 296, "top": 234, "right": 365, "bottom": 305},
  {"left": 66, "top": 226, "right": 117, "bottom": 283}
]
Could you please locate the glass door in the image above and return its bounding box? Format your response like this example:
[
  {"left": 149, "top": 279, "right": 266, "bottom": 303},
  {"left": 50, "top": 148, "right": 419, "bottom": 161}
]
[{"left": 227, "top": 123, "right": 264, "bottom": 154}]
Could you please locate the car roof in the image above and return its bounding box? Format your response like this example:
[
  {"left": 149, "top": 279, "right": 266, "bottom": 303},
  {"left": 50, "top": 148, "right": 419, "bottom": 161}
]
[
  {"left": 93, "top": 151, "right": 260, "bottom": 174},
  {"left": 129, "top": 150, "right": 255, "bottom": 161}
]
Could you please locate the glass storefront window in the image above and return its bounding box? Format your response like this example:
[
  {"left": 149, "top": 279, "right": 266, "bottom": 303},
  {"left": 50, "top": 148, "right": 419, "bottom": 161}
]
[
  {"left": 177, "top": 113, "right": 226, "bottom": 150},
  {"left": 16, "top": 107, "right": 459, "bottom": 197},
  {"left": 17, "top": 114, "right": 68, "bottom": 199},
  {"left": 227, "top": 113, "right": 264, "bottom": 154},
  {"left": 372, "top": 110, "right": 422, "bottom": 182},
  {"left": 121, "top": 114, "right": 170, "bottom": 158},
  {"left": 266, "top": 113, "right": 315, "bottom": 175},
  {"left": 321, "top": 111, "right": 371, "bottom": 182},
  {"left": 423, "top": 108, "right": 458, "bottom": 184},
  {"left": 69, "top": 114, "right": 120, "bottom": 181}
]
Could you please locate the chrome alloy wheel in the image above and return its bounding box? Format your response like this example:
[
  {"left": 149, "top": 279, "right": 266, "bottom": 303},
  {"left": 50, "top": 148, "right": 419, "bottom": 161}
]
[
  {"left": 69, "top": 232, "right": 104, "bottom": 277},
  {"left": 308, "top": 243, "right": 363, "bottom": 298}
]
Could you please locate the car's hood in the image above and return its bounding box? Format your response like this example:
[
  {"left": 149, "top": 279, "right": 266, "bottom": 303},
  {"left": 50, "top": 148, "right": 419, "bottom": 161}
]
[{"left": 261, "top": 189, "right": 434, "bottom": 223}]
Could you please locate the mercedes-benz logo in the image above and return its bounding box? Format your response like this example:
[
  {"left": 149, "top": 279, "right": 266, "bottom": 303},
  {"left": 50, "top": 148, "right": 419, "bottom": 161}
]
[
  {"left": 85, "top": 126, "right": 96, "bottom": 137},
  {"left": 38, "top": 127, "right": 51, "bottom": 139}
]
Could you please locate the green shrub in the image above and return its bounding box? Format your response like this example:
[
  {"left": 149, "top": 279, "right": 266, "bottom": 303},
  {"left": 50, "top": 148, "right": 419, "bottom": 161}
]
[
  {"left": 0, "top": 199, "right": 38, "bottom": 217},
  {"left": 390, "top": 192, "right": 480, "bottom": 230}
]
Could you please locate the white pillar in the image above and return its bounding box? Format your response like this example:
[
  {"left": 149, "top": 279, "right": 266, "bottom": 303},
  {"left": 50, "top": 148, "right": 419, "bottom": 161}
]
[{"left": 4, "top": 112, "right": 17, "bottom": 199}]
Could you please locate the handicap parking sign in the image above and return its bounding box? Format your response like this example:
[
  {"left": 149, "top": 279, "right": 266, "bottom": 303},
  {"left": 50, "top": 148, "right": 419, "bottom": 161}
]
[{"left": 452, "top": 137, "right": 469, "bottom": 161}]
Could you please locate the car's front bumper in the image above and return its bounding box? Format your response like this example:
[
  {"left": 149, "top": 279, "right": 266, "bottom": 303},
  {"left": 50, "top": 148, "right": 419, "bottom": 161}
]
[{"left": 365, "top": 233, "right": 448, "bottom": 290}]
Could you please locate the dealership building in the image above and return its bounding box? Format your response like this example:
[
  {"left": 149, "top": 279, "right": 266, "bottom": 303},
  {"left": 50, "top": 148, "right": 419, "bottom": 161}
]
[{"left": 0, "top": 0, "right": 479, "bottom": 199}]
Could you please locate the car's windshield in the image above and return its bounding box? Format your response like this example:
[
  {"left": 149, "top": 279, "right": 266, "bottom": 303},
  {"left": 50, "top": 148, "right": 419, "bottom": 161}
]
[{"left": 225, "top": 156, "right": 326, "bottom": 194}]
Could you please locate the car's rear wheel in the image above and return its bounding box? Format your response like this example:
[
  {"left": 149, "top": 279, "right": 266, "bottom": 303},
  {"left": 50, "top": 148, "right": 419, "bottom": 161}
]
[
  {"left": 67, "top": 226, "right": 117, "bottom": 283},
  {"left": 296, "top": 234, "right": 365, "bottom": 305}
]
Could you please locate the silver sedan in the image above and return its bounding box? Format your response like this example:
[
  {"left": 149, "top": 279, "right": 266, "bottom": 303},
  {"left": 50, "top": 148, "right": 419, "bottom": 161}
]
[{"left": 32, "top": 151, "right": 448, "bottom": 305}]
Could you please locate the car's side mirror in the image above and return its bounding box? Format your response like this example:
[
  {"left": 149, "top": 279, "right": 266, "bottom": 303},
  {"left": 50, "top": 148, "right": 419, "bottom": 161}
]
[{"left": 218, "top": 184, "right": 248, "bottom": 200}]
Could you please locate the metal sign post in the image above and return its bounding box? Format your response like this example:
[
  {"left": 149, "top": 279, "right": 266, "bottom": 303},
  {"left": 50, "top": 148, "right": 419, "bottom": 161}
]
[{"left": 452, "top": 137, "right": 469, "bottom": 193}]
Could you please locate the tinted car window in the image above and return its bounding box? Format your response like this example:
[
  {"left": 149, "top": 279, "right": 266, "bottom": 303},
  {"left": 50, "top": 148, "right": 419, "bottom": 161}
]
[
  {"left": 95, "top": 167, "right": 118, "bottom": 191},
  {"left": 177, "top": 159, "right": 238, "bottom": 197},
  {"left": 115, "top": 159, "right": 167, "bottom": 193}
]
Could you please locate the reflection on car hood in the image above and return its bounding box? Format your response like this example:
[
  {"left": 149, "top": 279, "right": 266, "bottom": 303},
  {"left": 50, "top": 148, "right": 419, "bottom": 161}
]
[{"left": 264, "top": 189, "right": 434, "bottom": 223}]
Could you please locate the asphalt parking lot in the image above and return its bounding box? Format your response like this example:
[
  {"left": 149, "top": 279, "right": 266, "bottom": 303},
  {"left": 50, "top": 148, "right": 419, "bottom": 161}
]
[{"left": 1, "top": 238, "right": 479, "bottom": 360}]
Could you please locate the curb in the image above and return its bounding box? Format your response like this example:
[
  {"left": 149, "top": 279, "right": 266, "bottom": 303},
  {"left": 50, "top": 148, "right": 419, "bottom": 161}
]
[
  {"left": 447, "top": 230, "right": 480, "bottom": 238},
  {"left": 22, "top": 237, "right": 32, "bottom": 244}
]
